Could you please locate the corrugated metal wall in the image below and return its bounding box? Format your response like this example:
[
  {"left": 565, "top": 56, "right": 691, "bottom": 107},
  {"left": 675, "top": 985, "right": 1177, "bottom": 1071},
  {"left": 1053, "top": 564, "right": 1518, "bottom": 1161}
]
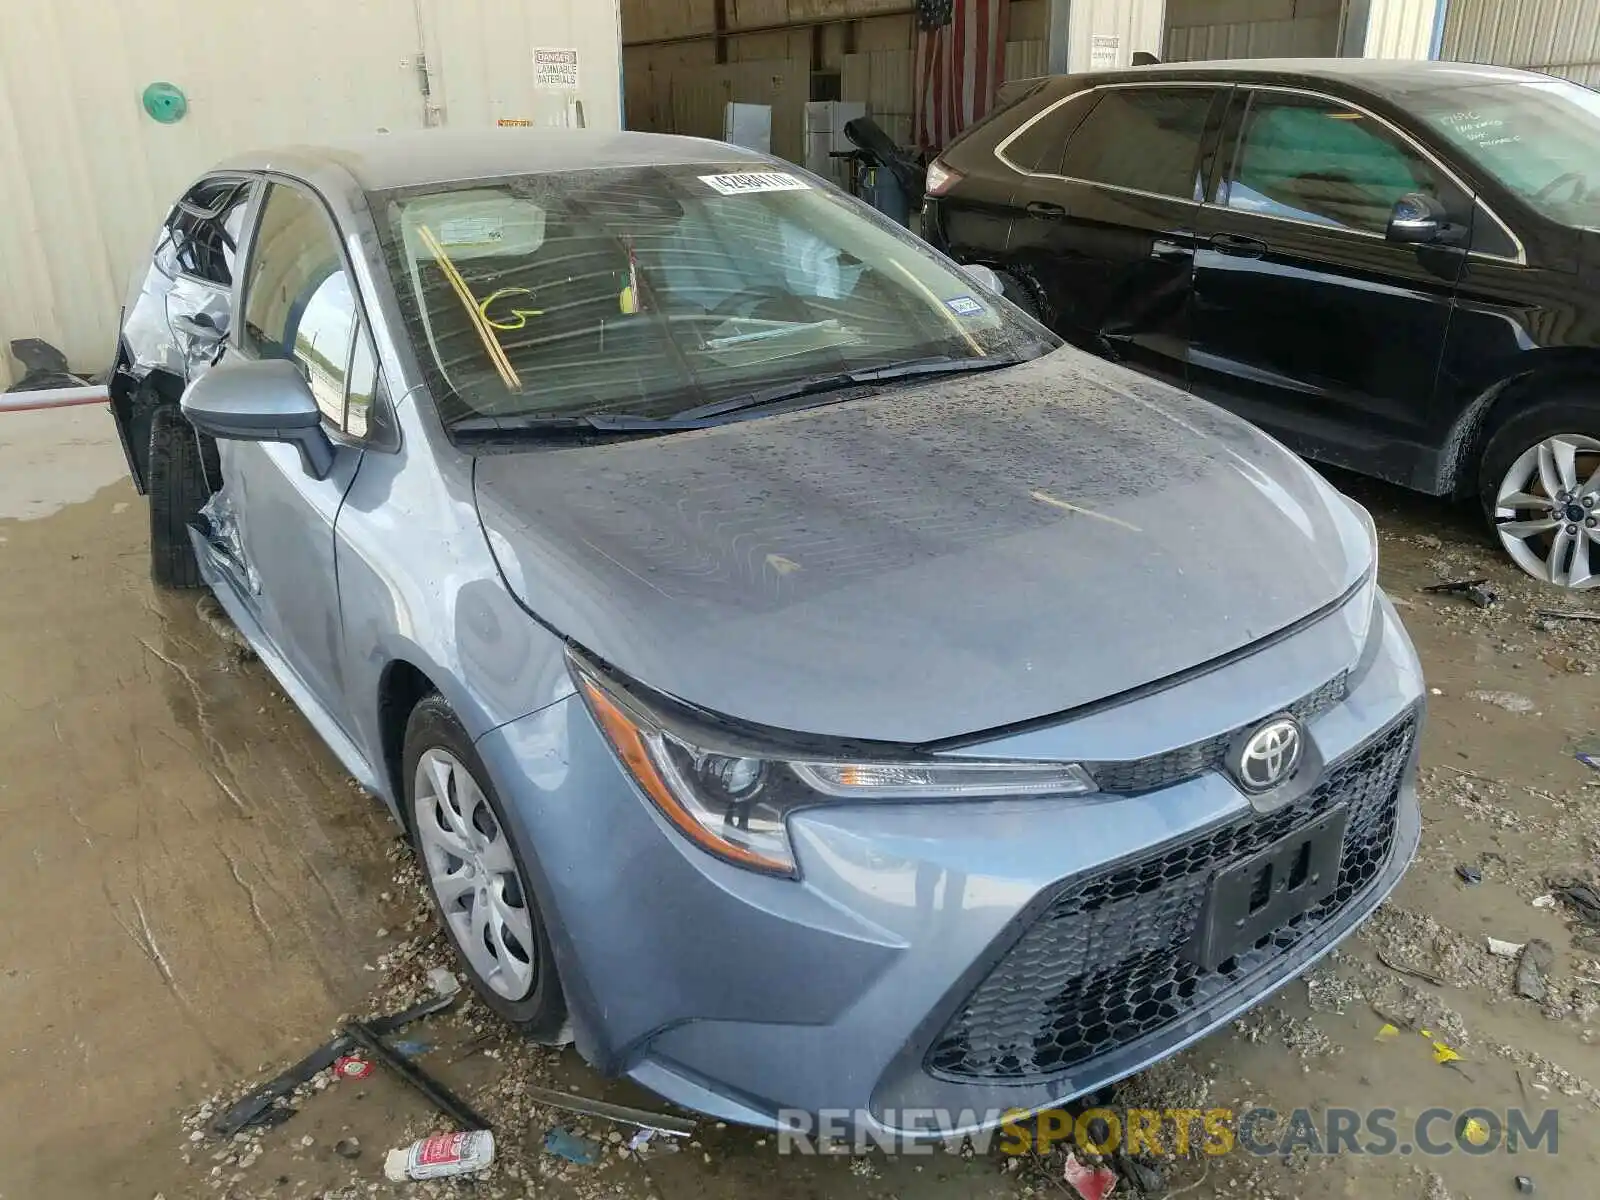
[
  {"left": 0, "top": 0, "right": 621, "bottom": 386},
  {"left": 1441, "top": 0, "right": 1600, "bottom": 86},
  {"left": 1164, "top": 0, "right": 1343, "bottom": 61},
  {"left": 621, "top": 0, "right": 1050, "bottom": 157}
]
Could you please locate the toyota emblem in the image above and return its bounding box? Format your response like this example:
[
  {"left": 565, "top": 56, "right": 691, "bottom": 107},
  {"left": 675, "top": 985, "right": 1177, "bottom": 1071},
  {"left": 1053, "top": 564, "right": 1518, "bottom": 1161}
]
[{"left": 1231, "top": 717, "right": 1304, "bottom": 794}]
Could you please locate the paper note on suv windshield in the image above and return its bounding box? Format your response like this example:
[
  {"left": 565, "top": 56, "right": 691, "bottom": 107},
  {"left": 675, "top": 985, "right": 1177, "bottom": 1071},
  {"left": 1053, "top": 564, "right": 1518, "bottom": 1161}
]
[{"left": 700, "top": 172, "right": 810, "bottom": 196}]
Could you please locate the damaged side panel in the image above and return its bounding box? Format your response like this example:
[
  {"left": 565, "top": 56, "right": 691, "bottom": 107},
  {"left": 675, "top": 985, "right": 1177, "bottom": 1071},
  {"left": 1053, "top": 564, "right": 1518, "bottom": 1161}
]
[{"left": 110, "top": 174, "right": 257, "bottom": 494}]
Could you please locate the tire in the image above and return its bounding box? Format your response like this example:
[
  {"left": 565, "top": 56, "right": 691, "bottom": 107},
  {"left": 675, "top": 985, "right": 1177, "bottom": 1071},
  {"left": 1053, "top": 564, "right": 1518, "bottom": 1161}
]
[
  {"left": 995, "top": 270, "right": 1042, "bottom": 320},
  {"left": 403, "top": 693, "right": 567, "bottom": 1036},
  {"left": 146, "top": 405, "right": 211, "bottom": 589},
  {"left": 1477, "top": 394, "right": 1600, "bottom": 587}
]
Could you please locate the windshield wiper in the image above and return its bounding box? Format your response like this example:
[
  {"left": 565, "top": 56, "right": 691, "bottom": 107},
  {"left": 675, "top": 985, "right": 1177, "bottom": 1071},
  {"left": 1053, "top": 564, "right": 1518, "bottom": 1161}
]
[
  {"left": 673, "top": 354, "right": 1025, "bottom": 423},
  {"left": 451, "top": 412, "right": 722, "bottom": 440},
  {"left": 451, "top": 355, "right": 1028, "bottom": 441}
]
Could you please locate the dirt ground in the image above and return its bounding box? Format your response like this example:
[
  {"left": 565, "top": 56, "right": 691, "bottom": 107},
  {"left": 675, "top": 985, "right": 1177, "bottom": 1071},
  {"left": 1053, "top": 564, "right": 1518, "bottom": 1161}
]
[{"left": 2, "top": 408, "right": 1598, "bottom": 1200}]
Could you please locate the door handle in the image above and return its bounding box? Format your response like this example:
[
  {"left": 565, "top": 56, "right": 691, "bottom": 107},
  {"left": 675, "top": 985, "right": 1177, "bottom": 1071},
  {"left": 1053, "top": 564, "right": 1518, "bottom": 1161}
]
[
  {"left": 1025, "top": 200, "right": 1066, "bottom": 220},
  {"left": 1208, "top": 233, "right": 1267, "bottom": 258}
]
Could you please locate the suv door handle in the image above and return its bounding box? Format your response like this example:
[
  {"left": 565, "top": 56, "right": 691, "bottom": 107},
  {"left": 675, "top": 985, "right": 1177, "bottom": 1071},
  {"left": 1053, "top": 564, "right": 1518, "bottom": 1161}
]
[
  {"left": 1208, "top": 232, "right": 1267, "bottom": 258},
  {"left": 1025, "top": 201, "right": 1066, "bottom": 220}
]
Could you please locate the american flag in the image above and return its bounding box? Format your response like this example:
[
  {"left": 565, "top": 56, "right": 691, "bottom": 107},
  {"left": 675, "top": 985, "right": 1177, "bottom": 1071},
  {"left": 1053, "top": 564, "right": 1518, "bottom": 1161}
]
[{"left": 914, "top": 0, "right": 1009, "bottom": 152}]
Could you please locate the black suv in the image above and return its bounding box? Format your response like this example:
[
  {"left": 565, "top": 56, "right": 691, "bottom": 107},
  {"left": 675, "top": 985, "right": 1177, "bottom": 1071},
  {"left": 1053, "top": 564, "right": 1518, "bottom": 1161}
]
[{"left": 923, "top": 58, "right": 1600, "bottom": 589}]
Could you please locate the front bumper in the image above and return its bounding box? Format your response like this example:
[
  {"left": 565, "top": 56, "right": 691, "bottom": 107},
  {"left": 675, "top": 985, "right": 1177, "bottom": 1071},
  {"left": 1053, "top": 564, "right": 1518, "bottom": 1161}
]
[{"left": 475, "top": 592, "right": 1423, "bottom": 1137}]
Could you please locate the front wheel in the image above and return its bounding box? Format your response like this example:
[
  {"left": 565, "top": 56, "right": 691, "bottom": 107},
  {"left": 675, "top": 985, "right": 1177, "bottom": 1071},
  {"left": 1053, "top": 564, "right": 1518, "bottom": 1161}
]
[
  {"left": 1479, "top": 398, "right": 1600, "bottom": 588},
  {"left": 146, "top": 405, "right": 211, "bottom": 589},
  {"left": 403, "top": 694, "right": 567, "bottom": 1035}
]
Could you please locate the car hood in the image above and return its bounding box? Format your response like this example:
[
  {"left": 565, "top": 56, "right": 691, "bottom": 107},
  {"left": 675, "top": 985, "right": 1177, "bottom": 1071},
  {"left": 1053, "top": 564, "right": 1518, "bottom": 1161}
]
[{"left": 473, "top": 348, "right": 1372, "bottom": 744}]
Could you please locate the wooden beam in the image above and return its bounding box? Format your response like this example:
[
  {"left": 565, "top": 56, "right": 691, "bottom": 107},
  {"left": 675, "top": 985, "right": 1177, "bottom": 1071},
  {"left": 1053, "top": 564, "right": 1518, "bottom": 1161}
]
[{"left": 623, "top": 7, "right": 915, "bottom": 49}]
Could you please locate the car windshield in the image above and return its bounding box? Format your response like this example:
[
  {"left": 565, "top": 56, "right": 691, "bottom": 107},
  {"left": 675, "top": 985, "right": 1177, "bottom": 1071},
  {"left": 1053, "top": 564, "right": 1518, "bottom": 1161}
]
[
  {"left": 374, "top": 164, "right": 1053, "bottom": 429},
  {"left": 1412, "top": 77, "right": 1600, "bottom": 225}
]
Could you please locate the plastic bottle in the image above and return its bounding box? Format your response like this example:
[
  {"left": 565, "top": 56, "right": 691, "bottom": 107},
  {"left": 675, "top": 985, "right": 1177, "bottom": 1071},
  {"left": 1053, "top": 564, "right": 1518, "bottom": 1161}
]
[{"left": 383, "top": 1130, "right": 495, "bottom": 1180}]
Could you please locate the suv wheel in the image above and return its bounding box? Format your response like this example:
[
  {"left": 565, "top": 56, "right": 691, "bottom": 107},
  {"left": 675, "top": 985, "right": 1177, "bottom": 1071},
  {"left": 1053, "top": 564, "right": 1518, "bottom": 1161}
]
[
  {"left": 1479, "top": 397, "right": 1600, "bottom": 588},
  {"left": 403, "top": 694, "right": 567, "bottom": 1036},
  {"left": 147, "top": 405, "right": 211, "bottom": 589}
]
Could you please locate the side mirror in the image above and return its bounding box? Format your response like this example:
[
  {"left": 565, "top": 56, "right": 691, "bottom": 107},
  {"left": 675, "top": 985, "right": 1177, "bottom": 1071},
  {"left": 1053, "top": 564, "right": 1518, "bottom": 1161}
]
[
  {"left": 1386, "top": 191, "right": 1447, "bottom": 244},
  {"left": 962, "top": 263, "right": 1003, "bottom": 295},
  {"left": 181, "top": 357, "right": 335, "bottom": 479}
]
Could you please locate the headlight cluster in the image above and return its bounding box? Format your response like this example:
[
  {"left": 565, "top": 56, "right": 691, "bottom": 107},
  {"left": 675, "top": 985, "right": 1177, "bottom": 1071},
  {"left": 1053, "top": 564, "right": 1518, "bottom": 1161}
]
[{"left": 573, "top": 662, "right": 1097, "bottom": 877}]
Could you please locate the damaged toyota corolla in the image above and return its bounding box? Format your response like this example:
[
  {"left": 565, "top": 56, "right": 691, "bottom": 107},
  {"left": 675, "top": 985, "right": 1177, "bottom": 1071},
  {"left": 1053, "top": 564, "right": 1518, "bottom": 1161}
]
[{"left": 108, "top": 130, "right": 1423, "bottom": 1138}]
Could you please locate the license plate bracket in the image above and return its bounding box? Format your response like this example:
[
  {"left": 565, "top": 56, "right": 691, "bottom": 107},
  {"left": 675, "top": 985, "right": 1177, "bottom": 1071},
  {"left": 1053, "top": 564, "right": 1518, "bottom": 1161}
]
[{"left": 1188, "top": 806, "right": 1349, "bottom": 972}]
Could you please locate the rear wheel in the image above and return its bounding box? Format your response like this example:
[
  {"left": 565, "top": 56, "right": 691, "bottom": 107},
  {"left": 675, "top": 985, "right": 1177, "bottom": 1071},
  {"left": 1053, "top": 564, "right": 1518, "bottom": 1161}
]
[
  {"left": 1479, "top": 397, "right": 1600, "bottom": 588},
  {"left": 403, "top": 694, "right": 567, "bottom": 1036},
  {"left": 146, "top": 405, "right": 210, "bottom": 589}
]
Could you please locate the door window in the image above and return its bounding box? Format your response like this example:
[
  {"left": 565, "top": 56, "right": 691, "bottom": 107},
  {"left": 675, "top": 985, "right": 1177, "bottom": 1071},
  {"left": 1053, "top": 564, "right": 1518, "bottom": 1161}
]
[
  {"left": 156, "top": 179, "right": 253, "bottom": 285},
  {"left": 1224, "top": 93, "right": 1440, "bottom": 235},
  {"left": 242, "top": 184, "right": 359, "bottom": 429},
  {"left": 1058, "top": 87, "right": 1215, "bottom": 200},
  {"left": 1003, "top": 91, "right": 1102, "bottom": 175}
]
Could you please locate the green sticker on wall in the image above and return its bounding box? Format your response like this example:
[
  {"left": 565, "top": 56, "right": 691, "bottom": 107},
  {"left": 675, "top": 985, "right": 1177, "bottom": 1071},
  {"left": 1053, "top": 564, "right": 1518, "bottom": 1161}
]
[{"left": 142, "top": 82, "right": 188, "bottom": 124}]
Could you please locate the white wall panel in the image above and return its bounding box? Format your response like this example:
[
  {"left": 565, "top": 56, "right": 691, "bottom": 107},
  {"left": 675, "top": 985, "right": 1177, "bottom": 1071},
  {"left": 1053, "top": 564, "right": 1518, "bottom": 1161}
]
[
  {"left": 0, "top": 0, "right": 621, "bottom": 385},
  {"left": 1364, "top": 0, "right": 1440, "bottom": 58}
]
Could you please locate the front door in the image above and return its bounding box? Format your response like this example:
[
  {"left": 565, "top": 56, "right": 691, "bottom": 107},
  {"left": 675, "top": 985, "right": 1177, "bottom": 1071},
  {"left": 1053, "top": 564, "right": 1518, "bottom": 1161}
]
[
  {"left": 1189, "top": 88, "right": 1469, "bottom": 485},
  {"left": 1003, "top": 84, "right": 1225, "bottom": 391},
  {"left": 220, "top": 180, "right": 372, "bottom": 717}
]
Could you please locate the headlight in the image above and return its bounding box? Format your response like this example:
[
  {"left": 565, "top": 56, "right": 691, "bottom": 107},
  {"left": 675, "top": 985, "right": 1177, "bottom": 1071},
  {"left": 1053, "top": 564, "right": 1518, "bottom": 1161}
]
[{"left": 573, "top": 664, "right": 1098, "bottom": 878}]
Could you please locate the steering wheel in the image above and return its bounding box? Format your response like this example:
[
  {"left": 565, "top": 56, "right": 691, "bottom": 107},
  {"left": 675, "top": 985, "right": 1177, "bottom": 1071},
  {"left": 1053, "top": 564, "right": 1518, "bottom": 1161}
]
[{"left": 1535, "top": 171, "right": 1588, "bottom": 203}]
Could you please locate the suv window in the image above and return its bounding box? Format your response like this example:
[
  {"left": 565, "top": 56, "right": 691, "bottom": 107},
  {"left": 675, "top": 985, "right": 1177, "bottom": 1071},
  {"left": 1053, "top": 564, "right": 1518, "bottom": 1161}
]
[
  {"left": 157, "top": 179, "right": 253, "bottom": 285},
  {"left": 1225, "top": 93, "right": 1441, "bottom": 235},
  {"left": 1003, "top": 91, "right": 1102, "bottom": 175},
  {"left": 1058, "top": 87, "right": 1215, "bottom": 200},
  {"left": 243, "top": 184, "right": 359, "bottom": 428}
]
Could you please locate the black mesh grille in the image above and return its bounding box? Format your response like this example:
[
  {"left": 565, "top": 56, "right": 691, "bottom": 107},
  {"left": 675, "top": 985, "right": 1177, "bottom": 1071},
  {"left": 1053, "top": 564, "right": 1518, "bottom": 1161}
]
[
  {"left": 926, "top": 712, "right": 1414, "bottom": 1082},
  {"left": 1089, "top": 671, "right": 1349, "bottom": 795}
]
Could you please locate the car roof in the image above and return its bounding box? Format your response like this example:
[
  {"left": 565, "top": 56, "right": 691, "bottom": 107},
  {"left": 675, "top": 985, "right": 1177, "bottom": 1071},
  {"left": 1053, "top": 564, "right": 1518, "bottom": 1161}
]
[
  {"left": 1064, "top": 56, "right": 1550, "bottom": 100},
  {"left": 214, "top": 129, "right": 765, "bottom": 192}
]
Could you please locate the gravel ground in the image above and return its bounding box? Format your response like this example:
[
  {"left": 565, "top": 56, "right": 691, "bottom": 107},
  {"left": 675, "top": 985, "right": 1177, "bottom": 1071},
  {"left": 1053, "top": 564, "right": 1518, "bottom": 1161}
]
[{"left": 3, "top": 449, "right": 1597, "bottom": 1200}]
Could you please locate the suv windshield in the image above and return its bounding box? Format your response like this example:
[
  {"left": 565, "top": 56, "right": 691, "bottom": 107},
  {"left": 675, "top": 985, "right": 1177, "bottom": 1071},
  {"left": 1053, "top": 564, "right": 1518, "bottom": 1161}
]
[
  {"left": 375, "top": 164, "right": 1053, "bottom": 429},
  {"left": 1413, "top": 77, "right": 1600, "bottom": 225}
]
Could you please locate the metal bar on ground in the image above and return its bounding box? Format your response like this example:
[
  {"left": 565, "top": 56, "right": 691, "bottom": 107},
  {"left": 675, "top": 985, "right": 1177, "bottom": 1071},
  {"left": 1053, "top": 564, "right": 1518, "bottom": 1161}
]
[
  {"left": 344, "top": 1018, "right": 493, "bottom": 1132},
  {"left": 519, "top": 1082, "right": 697, "bottom": 1136},
  {"left": 0, "top": 385, "right": 109, "bottom": 413}
]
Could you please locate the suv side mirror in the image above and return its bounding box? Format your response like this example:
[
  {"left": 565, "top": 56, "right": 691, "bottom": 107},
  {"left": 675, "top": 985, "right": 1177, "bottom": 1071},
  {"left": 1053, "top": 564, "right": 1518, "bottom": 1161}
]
[
  {"left": 1387, "top": 191, "right": 1448, "bottom": 244},
  {"left": 181, "top": 357, "right": 335, "bottom": 479}
]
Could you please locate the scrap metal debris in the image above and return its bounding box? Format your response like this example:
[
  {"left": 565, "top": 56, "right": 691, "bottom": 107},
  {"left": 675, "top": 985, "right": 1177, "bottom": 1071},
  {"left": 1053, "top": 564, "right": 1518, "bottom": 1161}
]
[
  {"left": 212, "top": 991, "right": 457, "bottom": 1136},
  {"left": 1515, "top": 939, "right": 1555, "bottom": 1002},
  {"left": 4, "top": 337, "right": 90, "bottom": 392},
  {"left": 1424, "top": 578, "right": 1498, "bottom": 608},
  {"left": 517, "top": 1081, "right": 696, "bottom": 1138},
  {"left": 1376, "top": 947, "right": 1445, "bottom": 987},
  {"left": 344, "top": 1017, "right": 491, "bottom": 1131},
  {"left": 1550, "top": 877, "right": 1600, "bottom": 927}
]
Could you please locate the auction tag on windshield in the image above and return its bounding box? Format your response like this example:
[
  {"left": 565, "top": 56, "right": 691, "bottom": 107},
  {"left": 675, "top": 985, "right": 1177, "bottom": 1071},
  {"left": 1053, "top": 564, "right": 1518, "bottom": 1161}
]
[
  {"left": 945, "top": 295, "right": 985, "bottom": 317},
  {"left": 699, "top": 171, "right": 809, "bottom": 196},
  {"left": 437, "top": 216, "right": 504, "bottom": 246}
]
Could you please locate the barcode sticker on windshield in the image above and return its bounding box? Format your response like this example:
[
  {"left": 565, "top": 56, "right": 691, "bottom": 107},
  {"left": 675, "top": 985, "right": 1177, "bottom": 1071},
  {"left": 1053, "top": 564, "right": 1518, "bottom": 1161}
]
[
  {"left": 699, "top": 171, "right": 810, "bottom": 196},
  {"left": 437, "top": 216, "right": 504, "bottom": 245}
]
